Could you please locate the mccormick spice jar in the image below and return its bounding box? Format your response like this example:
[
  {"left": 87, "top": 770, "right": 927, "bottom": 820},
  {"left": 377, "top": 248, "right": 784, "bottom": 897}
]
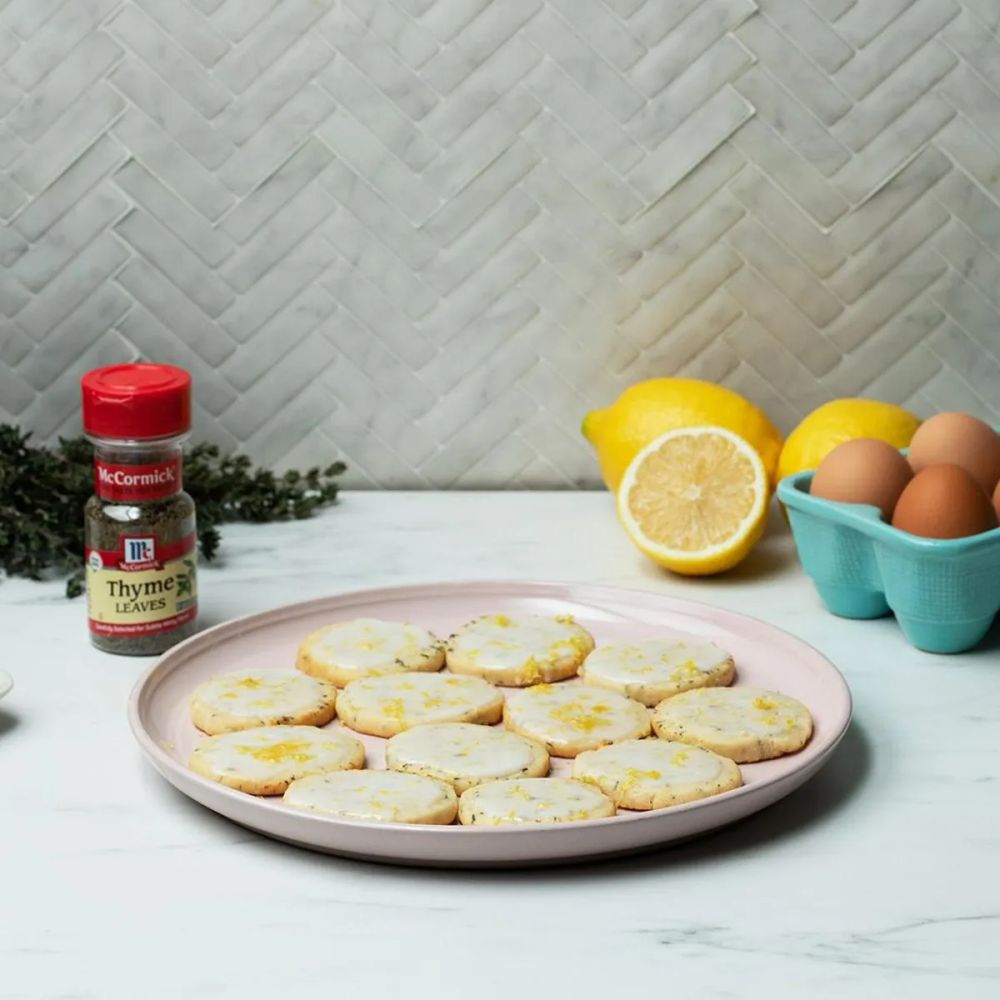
[{"left": 81, "top": 364, "right": 198, "bottom": 655}]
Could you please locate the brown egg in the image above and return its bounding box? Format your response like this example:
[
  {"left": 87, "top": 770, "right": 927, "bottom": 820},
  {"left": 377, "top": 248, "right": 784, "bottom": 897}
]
[
  {"left": 891, "top": 464, "right": 998, "bottom": 539},
  {"left": 907, "top": 412, "right": 1000, "bottom": 494},
  {"left": 994, "top": 477, "right": 1000, "bottom": 521},
  {"left": 810, "top": 437, "right": 912, "bottom": 518}
]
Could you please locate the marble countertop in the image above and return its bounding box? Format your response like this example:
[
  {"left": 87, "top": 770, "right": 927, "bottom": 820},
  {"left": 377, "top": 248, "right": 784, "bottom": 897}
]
[{"left": 3, "top": 492, "right": 998, "bottom": 999}]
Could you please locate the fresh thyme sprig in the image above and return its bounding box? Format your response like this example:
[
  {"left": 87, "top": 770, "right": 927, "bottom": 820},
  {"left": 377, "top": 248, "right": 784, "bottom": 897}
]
[{"left": 0, "top": 426, "right": 345, "bottom": 597}]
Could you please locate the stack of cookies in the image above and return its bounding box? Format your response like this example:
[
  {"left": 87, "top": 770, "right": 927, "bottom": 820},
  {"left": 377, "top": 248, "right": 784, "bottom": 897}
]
[{"left": 187, "top": 613, "right": 813, "bottom": 826}]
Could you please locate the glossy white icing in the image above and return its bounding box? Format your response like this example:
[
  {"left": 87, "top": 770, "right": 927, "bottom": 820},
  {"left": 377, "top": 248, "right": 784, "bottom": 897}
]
[
  {"left": 504, "top": 683, "right": 650, "bottom": 752},
  {"left": 447, "top": 614, "right": 593, "bottom": 675},
  {"left": 583, "top": 638, "right": 731, "bottom": 691},
  {"left": 304, "top": 618, "right": 441, "bottom": 674},
  {"left": 386, "top": 723, "right": 539, "bottom": 783},
  {"left": 191, "top": 725, "right": 363, "bottom": 782},
  {"left": 283, "top": 770, "right": 456, "bottom": 823},
  {"left": 338, "top": 672, "right": 502, "bottom": 728},
  {"left": 459, "top": 777, "right": 615, "bottom": 824},
  {"left": 191, "top": 669, "right": 333, "bottom": 721},
  {"left": 654, "top": 687, "right": 811, "bottom": 739},
  {"left": 573, "top": 738, "right": 726, "bottom": 788}
]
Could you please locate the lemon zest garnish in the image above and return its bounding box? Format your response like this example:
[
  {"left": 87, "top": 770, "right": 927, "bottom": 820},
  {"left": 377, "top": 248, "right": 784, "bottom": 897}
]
[
  {"left": 521, "top": 657, "right": 543, "bottom": 684},
  {"left": 670, "top": 660, "right": 704, "bottom": 681},
  {"left": 236, "top": 677, "right": 263, "bottom": 689},
  {"left": 236, "top": 740, "right": 314, "bottom": 764},
  {"left": 549, "top": 702, "right": 610, "bottom": 732},
  {"left": 382, "top": 698, "right": 406, "bottom": 720},
  {"left": 619, "top": 767, "right": 662, "bottom": 796}
]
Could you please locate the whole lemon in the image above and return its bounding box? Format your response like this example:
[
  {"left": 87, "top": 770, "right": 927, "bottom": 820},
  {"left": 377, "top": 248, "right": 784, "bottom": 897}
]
[
  {"left": 777, "top": 399, "right": 921, "bottom": 482},
  {"left": 582, "top": 378, "right": 782, "bottom": 492}
]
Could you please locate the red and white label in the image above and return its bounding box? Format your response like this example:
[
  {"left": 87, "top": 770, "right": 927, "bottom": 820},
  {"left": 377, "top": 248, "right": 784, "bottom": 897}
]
[
  {"left": 94, "top": 457, "right": 182, "bottom": 502},
  {"left": 85, "top": 531, "right": 196, "bottom": 572},
  {"left": 85, "top": 531, "right": 198, "bottom": 637}
]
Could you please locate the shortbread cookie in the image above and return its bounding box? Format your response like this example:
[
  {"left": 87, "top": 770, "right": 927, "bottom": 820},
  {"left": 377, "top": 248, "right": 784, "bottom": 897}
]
[
  {"left": 189, "top": 725, "right": 364, "bottom": 796},
  {"left": 386, "top": 722, "right": 549, "bottom": 793},
  {"left": 336, "top": 672, "right": 504, "bottom": 738},
  {"left": 652, "top": 687, "right": 813, "bottom": 762},
  {"left": 503, "top": 683, "right": 651, "bottom": 758},
  {"left": 572, "top": 738, "right": 742, "bottom": 810},
  {"left": 445, "top": 613, "right": 595, "bottom": 686},
  {"left": 580, "top": 638, "right": 734, "bottom": 706},
  {"left": 283, "top": 770, "right": 458, "bottom": 825},
  {"left": 458, "top": 777, "right": 615, "bottom": 825},
  {"left": 297, "top": 618, "right": 444, "bottom": 687},
  {"left": 189, "top": 669, "right": 337, "bottom": 735}
]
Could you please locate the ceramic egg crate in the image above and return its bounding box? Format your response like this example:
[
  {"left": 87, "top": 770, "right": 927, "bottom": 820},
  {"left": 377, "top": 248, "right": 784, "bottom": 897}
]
[{"left": 778, "top": 416, "right": 1000, "bottom": 654}]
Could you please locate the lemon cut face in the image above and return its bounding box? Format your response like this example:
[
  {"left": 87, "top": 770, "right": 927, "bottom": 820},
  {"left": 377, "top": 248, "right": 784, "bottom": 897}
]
[{"left": 616, "top": 426, "right": 768, "bottom": 575}]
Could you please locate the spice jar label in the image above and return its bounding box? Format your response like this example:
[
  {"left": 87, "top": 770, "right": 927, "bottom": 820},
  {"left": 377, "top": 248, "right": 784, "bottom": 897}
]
[
  {"left": 94, "top": 456, "right": 182, "bottom": 502},
  {"left": 85, "top": 531, "right": 198, "bottom": 638}
]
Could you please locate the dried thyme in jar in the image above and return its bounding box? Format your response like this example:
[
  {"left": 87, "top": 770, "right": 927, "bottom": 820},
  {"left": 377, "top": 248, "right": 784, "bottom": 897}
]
[{"left": 81, "top": 364, "right": 198, "bottom": 655}]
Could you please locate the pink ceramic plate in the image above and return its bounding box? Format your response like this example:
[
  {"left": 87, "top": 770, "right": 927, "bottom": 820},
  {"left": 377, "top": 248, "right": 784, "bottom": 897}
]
[{"left": 129, "top": 581, "right": 851, "bottom": 867}]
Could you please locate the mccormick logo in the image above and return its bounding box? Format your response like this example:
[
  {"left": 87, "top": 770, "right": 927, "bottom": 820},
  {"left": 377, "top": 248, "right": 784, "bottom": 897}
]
[
  {"left": 97, "top": 466, "right": 175, "bottom": 488},
  {"left": 94, "top": 457, "right": 182, "bottom": 501},
  {"left": 123, "top": 537, "right": 156, "bottom": 565}
]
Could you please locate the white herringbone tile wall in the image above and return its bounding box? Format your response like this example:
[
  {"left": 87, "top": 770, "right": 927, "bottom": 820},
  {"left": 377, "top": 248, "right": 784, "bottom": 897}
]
[{"left": 2, "top": 0, "right": 1000, "bottom": 487}]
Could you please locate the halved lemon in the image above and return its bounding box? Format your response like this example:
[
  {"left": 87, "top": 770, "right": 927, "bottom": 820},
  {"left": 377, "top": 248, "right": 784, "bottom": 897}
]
[{"left": 616, "top": 426, "right": 768, "bottom": 575}]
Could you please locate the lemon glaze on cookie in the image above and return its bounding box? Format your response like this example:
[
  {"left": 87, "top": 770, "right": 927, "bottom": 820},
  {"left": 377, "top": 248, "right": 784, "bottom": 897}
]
[
  {"left": 651, "top": 687, "right": 812, "bottom": 763},
  {"left": 572, "top": 738, "right": 742, "bottom": 810},
  {"left": 337, "top": 671, "right": 504, "bottom": 737},
  {"left": 386, "top": 722, "right": 549, "bottom": 791},
  {"left": 503, "top": 683, "right": 650, "bottom": 757},
  {"left": 190, "top": 669, "right": 337, "bottom": 734},
  {"left": 189, "top": 725, "right": 364, "bottom": 795},
  {"left": 580, "top": 638, "right": 734, "bottom": 706},
  {"left": 458, "top": 777, "right": 615, "bottom": 825},
  {"left": 284, "top": 770, "right": 457, "bottom": 824},
  {"left": 297, "top": 618, "right": 444, "bottom": 686},
  {"left": 445, "top": 613, "right": 595, "bottom": 686}
]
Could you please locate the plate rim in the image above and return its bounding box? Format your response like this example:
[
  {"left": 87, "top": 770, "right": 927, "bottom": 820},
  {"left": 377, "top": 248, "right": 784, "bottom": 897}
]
[{"left": 128, "top": 579, "right": 852, "bottom": 841}]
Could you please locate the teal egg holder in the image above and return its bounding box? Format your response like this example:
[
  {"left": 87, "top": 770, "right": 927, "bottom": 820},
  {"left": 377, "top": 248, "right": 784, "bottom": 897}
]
[{"left": 777, "top": 468, "right": 1000, "bottom": 653}]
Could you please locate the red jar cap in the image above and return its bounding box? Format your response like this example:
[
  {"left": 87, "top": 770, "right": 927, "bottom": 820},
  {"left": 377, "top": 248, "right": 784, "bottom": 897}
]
[{"left": 81, "top": 364, "right": 191, "bottom": 440}]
